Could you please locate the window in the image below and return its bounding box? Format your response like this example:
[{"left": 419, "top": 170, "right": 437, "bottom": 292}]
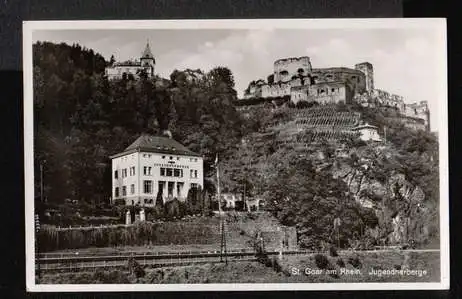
[
  {"left": 190, "top": 169, "right": 198, "bottom": 178},
  {"left": 162, "top": 156, "right": 165, "bottom": 159},
  {"left": 166, "top": 168, "right": 173, "bottom": 177},
  {"left": 114, "top": 170, "right": 118, "bottom": 179},
  {"left": 144, "top": 180, "right": 153, "bottom": 194},
  {"left": 177, "top": 157, "right": 180, "bottom": 161},
  {"left": 144, "top": 166, "right": 152, "bottom": 175},
  {"left": 190, "top": 169, "right": 194, "bottom": 178},
  {"left": 160, "top": 168, "right": 165, "bottom": 176},
  {"left": 129, "top": 166, "right": 135, "bottom": 176},
  {"left": 122, "top": 186, "right": 127, "bottom": 196},
  {"left": 169, "top": 156, "right": 173, "bottom": 160},
  {"left": 191, "top": 183, "right": 198, "bottom": 189},
  {"left": 195, "top": 170, "right": 198, "bottom": 178},
  {"left": 130, "top": 184, "right": 135, "bottom": 194},
  {"left": 115, "top": 187, "right": 119, "bottom": 197},
  {"left": 174, "top": 169, "right": 181, "bottom": 177},
  {"left": 122, "top": 169, "right": 127, "bottom": 178}
]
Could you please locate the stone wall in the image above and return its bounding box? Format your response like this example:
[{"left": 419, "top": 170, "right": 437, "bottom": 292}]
[
  {"left": 273, "top": 56, "right": 312, "bottom": 83},
  {"left": 355, "top": 62, "right": 374, "bottom": 92},
  {"left": 403, "top": 101, "right": 429, "bottom": 129},
  {"left": 370, "top": 89, "right": 406, "bottom": 111},
  {"left": 311, "top": 67, "right": 366, "bottom": 95},
  {"left": 261, "top": 82, "right": 292, "bottom": 98},
  {"left": 290, "top": 86, "right": 311, "bottom": 104},
  {"left": 309, "top": 81, "right": 349, "bottom": 104}
]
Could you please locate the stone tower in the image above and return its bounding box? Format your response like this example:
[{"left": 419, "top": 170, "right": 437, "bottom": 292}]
[
  {"left": 140, "top": 40, "right": 155, "bottom": 76},
  {"left": 355, "top": 62, "right": 374, "bottom": 92},
  {"left": 273, "top": 56, "right": 312, "bottom": 83}
]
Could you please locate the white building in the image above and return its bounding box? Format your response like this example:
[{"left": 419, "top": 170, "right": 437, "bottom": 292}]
[
  {"left": 105, "top": 41, "right": 155, "bottom": 80},
  {"left": 110, "top": 134, "right": 203, "bottom": 206},
  {"left": 352, "top": 123, "right": 382, "bottom": 142}
]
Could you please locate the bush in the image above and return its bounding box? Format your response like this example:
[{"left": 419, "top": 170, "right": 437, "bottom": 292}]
[
  {"left": 348, "top": 255, "right": 362, "bottom": 269},
  {"left": 329, "top": 246, "right": 338, "bottom": 257},
  {"left": 314, "top": 254, "right": 331, "bottom": 270},
  {"left": 336, "top": 258, "right": 345, "bottom": 268},
  {"left": 127, "top": 257, "right": 145, "bottom": 278}
]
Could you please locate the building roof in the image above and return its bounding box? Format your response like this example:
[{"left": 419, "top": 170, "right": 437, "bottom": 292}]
[
  {"left": 110, "top": 134, "right": 201, "bottom": 159},
  {"left": 141, "top": 41, "right": 155, "bottom": 60},
  {"left": 111, "top": 61, "right": 142, "bottom": 67},
  {"left": 352, "top": 123, "right": 378, "bottom": 130}
]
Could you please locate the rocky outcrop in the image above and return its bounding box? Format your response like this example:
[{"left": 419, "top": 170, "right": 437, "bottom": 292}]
[{"left": 330, "top": 147, "right": 427, "bottom": 245}]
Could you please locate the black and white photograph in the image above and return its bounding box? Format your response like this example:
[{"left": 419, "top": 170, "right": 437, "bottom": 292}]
[{"left": 23, "top": 19, "right": 449, "bottom": 291}]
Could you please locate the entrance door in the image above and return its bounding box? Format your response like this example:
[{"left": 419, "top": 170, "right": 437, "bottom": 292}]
[{"left": 168, "top": 182, "right": 175, "bottom": 198}]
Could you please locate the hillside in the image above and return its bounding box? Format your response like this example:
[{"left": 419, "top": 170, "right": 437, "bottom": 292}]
[
  {"left": 34, "top": 42, "right": 243, "bottom": 205},
  {"left": 222, "top": 100, "right": 439, "bottom": 249}
]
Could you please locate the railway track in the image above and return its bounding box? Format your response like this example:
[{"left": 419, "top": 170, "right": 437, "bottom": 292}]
[{"left": 36, "top": 248, "right": 439, "bottom": 273}]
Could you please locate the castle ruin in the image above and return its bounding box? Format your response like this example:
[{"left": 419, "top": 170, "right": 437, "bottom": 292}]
[{"left": 241, "top": 56, "right": 430, "bottom": 131}]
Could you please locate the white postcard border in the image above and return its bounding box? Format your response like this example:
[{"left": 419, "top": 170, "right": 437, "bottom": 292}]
[{"left": 23, "top": 18, "right": 449, "bottom": 292}]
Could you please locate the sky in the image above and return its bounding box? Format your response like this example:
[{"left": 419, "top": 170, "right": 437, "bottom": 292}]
[{"left": 33, "top": 27, "right": 444, "bottom": 131}]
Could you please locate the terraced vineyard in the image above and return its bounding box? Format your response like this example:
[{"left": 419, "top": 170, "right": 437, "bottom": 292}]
[{"left": 274, "top": 106, "right": 362, "bottom": 144}]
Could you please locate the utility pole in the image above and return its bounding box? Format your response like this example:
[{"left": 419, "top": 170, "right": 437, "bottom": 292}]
[
  {"left": 216, "top": 154, "right": 227, "bottom": 264},
  {"left": 384, "top": 126, "right": 387, "bottom": 144},
  {"left": 216, "top": 154, "right": 221, "bottom": 215},
  {"left": 243, "top": 182, "right": 246, "bottom": 212}
]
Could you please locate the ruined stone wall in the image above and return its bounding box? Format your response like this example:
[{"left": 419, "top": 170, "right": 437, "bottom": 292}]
[
  {"left": 310, "top": 82, "right": 349, "bottom": 104},
  {"left": 261, "top": 82, "right": 292, "bottom": 98},
  {"left": 290, "top": 86, "right": 311, "bottom": 104},
  {"left": 274, "top": 56, "right": 312, "bottom": 83},
  {"left": 355, "top": 62, "right": 374, "bottom": 92},
  {"left": 404, "top": 101, "right": 429, "bottom": 119},
  {"left": 371, "top": 89, "right": 406, "bottom": 111},
  {"left": 311, "top": 67, "right": 366, "bottom": 95}
]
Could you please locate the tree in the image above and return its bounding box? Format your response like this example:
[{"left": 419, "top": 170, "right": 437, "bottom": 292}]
[
  {"left": 109, "top": 55, "right": 116, "bottom": 66},
  {"left": 207, "top": 66, "right": 235, "bottom": 89}
]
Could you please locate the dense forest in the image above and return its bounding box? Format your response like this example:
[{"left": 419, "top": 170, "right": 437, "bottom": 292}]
[{"left": 33, "top": 42, "right": 439, "bottom": 250}]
